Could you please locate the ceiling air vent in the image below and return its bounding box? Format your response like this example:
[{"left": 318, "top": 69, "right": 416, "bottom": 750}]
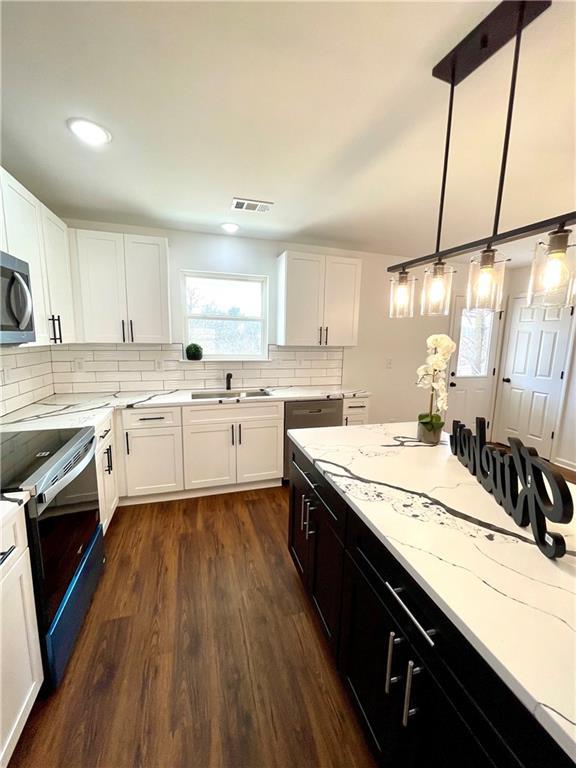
[{"left": 231, "top": 197, "right": 274, "bottom": 213}]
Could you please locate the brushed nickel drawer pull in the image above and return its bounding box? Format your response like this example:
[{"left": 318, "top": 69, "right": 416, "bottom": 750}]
[
  {"left": 402, "top": 660, "right": 422, "bottom": 726},
  {"left": 385, "top": 630, "right": 402, "bottom": 694},
  {"left": 385, "top": 582, "right": 436, "bottom": 647},
  {"left": 300, "top": 495, "right": 308, "bottom": 531}
]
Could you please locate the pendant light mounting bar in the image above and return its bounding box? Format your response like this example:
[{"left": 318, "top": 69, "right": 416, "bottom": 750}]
[
  {"left": 432, "top": 1, "right": 550, "bottom": 86},
  {"left": 387, "top": 211, "right": 576, "bottom": 274}
]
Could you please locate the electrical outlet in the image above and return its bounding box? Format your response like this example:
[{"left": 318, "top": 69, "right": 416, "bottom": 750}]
[{"left": 155, "top": 359, "right": 164, "bottom": 371}]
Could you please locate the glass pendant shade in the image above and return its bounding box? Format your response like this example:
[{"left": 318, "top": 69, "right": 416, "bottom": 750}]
[
  {"left": 527, "top": 228, "right": 575, "bottom": 307},
  {"left": 421, "top": 261, "right": 454, "bottom": 316},
  {"left": 467, "top": 248, "right": 506, "bottom": 311},
  {"left": 389, "top": 270, "right": 416, "bottom": 318}
]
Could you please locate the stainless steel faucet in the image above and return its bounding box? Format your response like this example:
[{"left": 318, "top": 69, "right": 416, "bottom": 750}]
[{"left": 226, "top": 372, "right": 233, "bottom": 390}]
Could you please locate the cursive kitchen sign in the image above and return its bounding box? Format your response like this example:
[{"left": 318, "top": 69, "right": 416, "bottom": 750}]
[{"left": 450, "top": 417, "right": 573, "bottom": 559}]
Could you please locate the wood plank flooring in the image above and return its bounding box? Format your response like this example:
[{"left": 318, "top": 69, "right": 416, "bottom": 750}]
[{"left": 10, "top": 488, "right": 375, "bottom": 768}]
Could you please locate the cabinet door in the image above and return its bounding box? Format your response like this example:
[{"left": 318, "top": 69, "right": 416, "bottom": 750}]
[
  {"left": 1, "top": 169, "right": 50, "bottom": 344},
  {"left": 124, "top": 235, "right": 170, "bottom": 343},
  {"left": 280, "top": 251, "right": 325, "bottom": 346},
  {"left": 74, "top": 230, "right": 127, "bottom": 342},
  {"left": 307, "top": 497, "right": 344, "bottom": 654},
  {"left": 339, "top": 554, "right": 408, "bottom": 762},
  {"left": 125, "top": 427, "right": 183, "bottom": 496},
  {"left": 96, "top": 439, "right": 119, "bottom": 534},
  {"left": 323, "top": 255, "right": 361, "bottom": 346},
  {"left": 288, "top": 464, "right": 310, "bottom": 580},
  {"left": 41, "top": 206, "right": 76, "bottom": 343},
  {"left": 236, "top": 419, "right": 283, "bottom": 482},
  {"left": 0, "top": 549, "right": 43, "bottom": 767},
  {"left": 183, "top": 422, "right": 237, "bottom": 490}
]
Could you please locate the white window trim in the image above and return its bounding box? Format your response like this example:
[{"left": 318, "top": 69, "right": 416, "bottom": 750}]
[{"left": 180, "top": 269, "right": 269, "bottom": 361}]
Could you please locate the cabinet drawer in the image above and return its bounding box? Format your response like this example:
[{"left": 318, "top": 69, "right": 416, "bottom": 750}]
[
  {"left": 122, "top": 407, "right": 181, "bottom": 429},
  {"left": 95, "top": 416, "right": 113, "bottom": 452},
  {"left": 0, "top": 503, "right": 28, "bottom": 577},
  {"left": 182, "top": 401, "right": 284, "bottom": 425},
  {"left": 290, "top": 445, "right": 348, "bottom": 541},
  {"left": 343, "top": 398, "right": 369, "bottom": 413}
]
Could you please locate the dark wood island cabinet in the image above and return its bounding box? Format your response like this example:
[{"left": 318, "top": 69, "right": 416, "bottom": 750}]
[{"left": 288, "top": 442, "right": 574, "bottom": 768}]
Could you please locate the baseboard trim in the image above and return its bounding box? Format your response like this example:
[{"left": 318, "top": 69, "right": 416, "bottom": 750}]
[{"left": 118, "top": 479, "right": 282, "bottom": 507}]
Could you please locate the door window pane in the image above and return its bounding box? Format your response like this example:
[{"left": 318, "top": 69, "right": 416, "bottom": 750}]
[{"left": 456, "top": 309, "right": 494, "bottom": 377}]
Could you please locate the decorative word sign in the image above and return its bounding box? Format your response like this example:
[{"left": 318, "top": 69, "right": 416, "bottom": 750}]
[{"left": 450, "top": 417, "right": 573, "bottom": 559}]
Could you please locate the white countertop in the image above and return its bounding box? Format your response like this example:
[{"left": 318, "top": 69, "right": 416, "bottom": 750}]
[
  {"left": 287, "top": 422, "right": 576, "bottom": 760},
  {"left": 0, "top": 387, "right": 370, "bottom": 431},
  {"left": 0, "top": 490, "right": 30, "bottom": 524}
]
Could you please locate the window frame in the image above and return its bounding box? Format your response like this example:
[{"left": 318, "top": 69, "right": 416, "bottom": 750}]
[{"left": 180, "top": 269, "right": 269, "bottom": 361}]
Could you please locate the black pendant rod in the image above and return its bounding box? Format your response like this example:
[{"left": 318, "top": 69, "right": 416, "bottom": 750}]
[
  {"left": 387, "top": 211, "right": 576, "bottom": 273},
  {"left": 491, "top": 1, "right": 525, "bottom": 242},
  {"left": 435, "top": 72, "right": 455, "bottom": 254}
]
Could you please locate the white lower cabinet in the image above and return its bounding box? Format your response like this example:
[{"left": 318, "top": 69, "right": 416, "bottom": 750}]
[
  {"left": 343, "top": 398, "right": 370, "bottom": 426},
  {"left": 96, "top": 430, "right": 119, "bottom": 533},
  {"left": 183, "top": 422, "right": 237, "bottom": 489},
  {"left": 236, "top": 420, "right": 283, "bottom": 482},
  {"left": 124, "top": 426, "right": 184, "bottom": 496},
  {"left": 0, "top": 526, "right": 43, "bottom": 768}
]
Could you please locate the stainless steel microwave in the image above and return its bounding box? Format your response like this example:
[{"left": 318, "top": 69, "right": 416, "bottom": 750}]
[{"left": 1, "top": 251, "right": 36, "bottom": 344}]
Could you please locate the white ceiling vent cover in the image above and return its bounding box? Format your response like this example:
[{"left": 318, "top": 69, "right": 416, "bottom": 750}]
[{"left": 231, "top": 197, "right": 274, "bottom": 213}]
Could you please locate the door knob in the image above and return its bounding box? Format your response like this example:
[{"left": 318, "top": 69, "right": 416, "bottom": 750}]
[{"left": 502, "top": 377, "right": 511, "bottom": 383}]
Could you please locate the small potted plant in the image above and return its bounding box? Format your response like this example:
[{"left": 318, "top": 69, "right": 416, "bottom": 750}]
[
  {"left": 185, "top": 343, "right": 203, "bottom": 361},
  {"left": 416, "top": 333, "right": 456, "bottom": 445}
]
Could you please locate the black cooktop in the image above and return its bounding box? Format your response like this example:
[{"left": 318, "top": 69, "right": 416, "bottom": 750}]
[{"left": 0, "top": 428, "right": 82, "bottom": 491}]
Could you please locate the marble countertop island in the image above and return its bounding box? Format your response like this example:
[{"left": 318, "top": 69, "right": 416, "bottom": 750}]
[{"left": 287, "top": 422, "right": 576, "bottom": 760}]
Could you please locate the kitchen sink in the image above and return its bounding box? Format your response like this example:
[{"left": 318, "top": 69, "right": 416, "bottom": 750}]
[{"left": 189, "top": 389, "right": 270, "bottom": 400}]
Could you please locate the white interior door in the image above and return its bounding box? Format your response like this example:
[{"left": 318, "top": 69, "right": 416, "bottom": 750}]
[
  {"left": 322, "top": 256, "right": 361, "bottom": 346},
  {"left": 124, "top": 235, "right": 170, "bottom": 343},
  {"left": 447, "top": 295, "right": 502, "bottom": 434},
  {"left": 282, "top": 252, "right": 325, "bottom": 346},
  {"left": 74, "top": 230, "right": 127, "bottom": 343},
  {"left": 41, "top": 206, "right": 76, "bottom": 343},
  {"left": 493, "top": 297, "right": 573, "bottom": 457}
]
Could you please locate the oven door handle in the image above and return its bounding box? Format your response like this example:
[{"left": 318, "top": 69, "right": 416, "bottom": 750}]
[{"left": 37, "top": 437, "right": 97, "bottom": 509}]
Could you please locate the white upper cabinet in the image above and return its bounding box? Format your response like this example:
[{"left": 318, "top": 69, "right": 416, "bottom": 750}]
[
  {"left": 322, "top": 255, "right": 361, "bottom": 347},
  {"left": 124, "top": 235, "right": 170, "bottom": 343},
  {"left": 73, "top": 230, "right": 127, "bottom": 343},
  {"left": 0, "top": 169, "right": 50, "bottom": 344},
  {"left": 40, "top": 206, "right": 76, "bottom": 344},
  {"left": 277, "top": 251, "right": 361, "bottom": 347},
  {"left": 72, "top": 229, "right": 171, "bottom": 344}
]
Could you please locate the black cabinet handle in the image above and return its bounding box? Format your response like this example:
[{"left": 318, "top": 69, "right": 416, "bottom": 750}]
[
  {"left": 49, "top": 315, "right": 57, "bottom": 343},
  {"left": 56, "top": 314, "right": 63, "bottom": 343},
  {"left": 449, "top": 382, "right": 456, "bottom": 388},
  {"left": 105, "top": 445, "right": 112, "bottom": 474},
  {"left": 324, "top": 326, "right": 329, "bottom": 345},
  {"left": 0, "top": 545, "right": 16, "bottom": 566},
  {"left": 121, "top": 320, "right": 126, "bottom": 343},
  {"left": 239, "top": 423, "right": 242, "bottom": 445},
  {"left": 345, "top": 416, "right": 349, "bottom": 426},
  {"left": 502, "top": 377, "right": 511, "bottom": 383},
  {"left": 319, "top": 326, "right": 323, "bottom": 345},
  {"left": 125, "top": 431, "right": 130, "bottom": 455},
  {"left": 231, "top": 424, "right": 235, "bottom": 446},
  {"left": 130, "top": 319, "right": 134, "bottom": 342},
  {"left": 138, "top": 416, "right": 165, "bottom": 421},
  {"left": 99, "top": 428, "right": 111, "bottom": 439},
  {"left": 347, "top": 405, "right": 366, "bottom": 409}
]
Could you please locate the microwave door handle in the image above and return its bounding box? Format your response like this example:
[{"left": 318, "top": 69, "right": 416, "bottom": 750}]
[
  {"left": 36, "top": 438, "right": 97, "bottom": 510},
  {"left": 10, "top": 272, "right": 33, "bottom": 330}
]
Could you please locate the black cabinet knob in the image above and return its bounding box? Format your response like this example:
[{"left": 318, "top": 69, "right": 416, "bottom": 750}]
[
  {"left": 502, "top": 377, "right": 511, "bottom": 383},
  {"left": 449, "top": 382, "right": 456, "bottom": 388}
]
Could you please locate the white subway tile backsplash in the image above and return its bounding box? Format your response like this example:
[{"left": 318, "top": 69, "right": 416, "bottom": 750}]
[{"left": 0, "top": 345, "right": 55, "bottom": 416}]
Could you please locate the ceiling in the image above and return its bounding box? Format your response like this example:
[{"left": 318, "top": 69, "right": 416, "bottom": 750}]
[{"left": 1, "top": 1, "right": 575, "bottom": 258}]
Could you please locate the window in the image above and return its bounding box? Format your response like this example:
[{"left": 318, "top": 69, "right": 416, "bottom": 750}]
[
  {"left": 456, "top": 309, "right": 494, "bottom": 377},
  {"left": 182, "top": 271, "right": 268, "bottom": 359}
]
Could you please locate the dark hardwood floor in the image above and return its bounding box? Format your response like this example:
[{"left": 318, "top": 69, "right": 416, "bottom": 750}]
[{"left": 10, "top": 488, "right": 375, "bottom": 768}]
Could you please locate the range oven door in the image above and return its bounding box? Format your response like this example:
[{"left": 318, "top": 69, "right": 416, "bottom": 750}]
[{"left": 0, "top": 251, "right": 35, "bottom": 344}]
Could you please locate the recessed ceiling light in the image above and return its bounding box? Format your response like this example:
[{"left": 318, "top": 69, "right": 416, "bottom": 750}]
[
  {"left": 221, "top": 222, "right": 239, "bottom": 234},
  {"left": 67, "top": 118, "right": 112, "bottom": 146}
]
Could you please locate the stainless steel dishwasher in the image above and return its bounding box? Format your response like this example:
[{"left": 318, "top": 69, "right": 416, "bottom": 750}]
[{"left": 283, "top": 398, "right": 343, "bottom": 479}]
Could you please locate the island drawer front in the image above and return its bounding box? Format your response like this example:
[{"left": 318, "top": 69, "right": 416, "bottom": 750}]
[
  {"left": 345, "top": 511, "right": 574, "bottom": 768},
  {"left": 289, "top": 444, "right": 348, "bottom": 541},
  {"left": 183, "top": 402, "right": 283, "bottom": 425},
  {"left": 122, "top": 407, "right": 182, "bottom": 429}
]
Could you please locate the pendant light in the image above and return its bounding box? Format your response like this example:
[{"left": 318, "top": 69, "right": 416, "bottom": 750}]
[
  {"left": 389, "top": 269, "right": 417, "bottom": 318},
  {"left": 421, "top": 260, "right": 454, "bottom": 316},
  {"left": 467, "top": 247, "right": 506, "bottom": 311},
  {"left": 527, "top": 227, "right": 574, "bottom": 307}
]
